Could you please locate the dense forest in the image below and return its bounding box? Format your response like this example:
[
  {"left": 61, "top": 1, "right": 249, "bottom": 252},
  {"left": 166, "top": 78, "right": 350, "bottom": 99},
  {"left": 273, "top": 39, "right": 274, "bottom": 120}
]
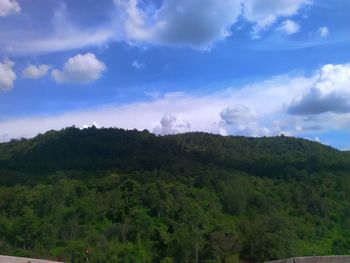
[{"left": 0, "top": 127, "right": 350, "bottom": 262}]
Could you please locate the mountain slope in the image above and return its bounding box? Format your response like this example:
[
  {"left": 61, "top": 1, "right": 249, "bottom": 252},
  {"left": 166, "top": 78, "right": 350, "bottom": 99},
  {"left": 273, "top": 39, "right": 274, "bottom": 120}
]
[{"left": 0, "top": 127, "right": 350, "bottom": 262}]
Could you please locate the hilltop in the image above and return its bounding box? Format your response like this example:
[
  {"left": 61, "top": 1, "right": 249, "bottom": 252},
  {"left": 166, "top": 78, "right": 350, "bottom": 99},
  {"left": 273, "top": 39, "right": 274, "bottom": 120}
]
[{"left": 0, "top": 127, "right": 348, "bottom": 177}]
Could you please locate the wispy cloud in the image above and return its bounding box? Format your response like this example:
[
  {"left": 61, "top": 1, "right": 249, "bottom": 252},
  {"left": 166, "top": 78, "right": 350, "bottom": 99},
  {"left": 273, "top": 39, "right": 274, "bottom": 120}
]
[
  {"left": 131, "top": 60, "right": 145, "bottom": 69},
  {"left": 0, "top": 59, "right": 16, "bottom": 91},
  {"left": 0, "top": 3, "right": 115, "bottom": 55}
]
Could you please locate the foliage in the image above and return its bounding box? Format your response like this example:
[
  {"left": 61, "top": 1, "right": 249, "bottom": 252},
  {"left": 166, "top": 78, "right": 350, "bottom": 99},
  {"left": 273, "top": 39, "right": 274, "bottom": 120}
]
[{"left": 0, "top": 127, "right": 350, "bottom": 262}]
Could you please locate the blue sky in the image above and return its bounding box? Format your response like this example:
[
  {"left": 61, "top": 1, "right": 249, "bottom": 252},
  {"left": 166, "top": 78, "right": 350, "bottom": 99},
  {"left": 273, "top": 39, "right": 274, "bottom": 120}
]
[{"left": 1, "top": 0, "right": 350, "bottom": 149}]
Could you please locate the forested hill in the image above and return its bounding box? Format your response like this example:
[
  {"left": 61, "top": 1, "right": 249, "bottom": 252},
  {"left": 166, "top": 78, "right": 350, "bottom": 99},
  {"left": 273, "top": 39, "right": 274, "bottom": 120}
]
[
  {"left": 0, "top": 126, "right": 348, "bottom": 176},
  {"left": 1, "top": 127, "right": 350, "bottom": 263}
]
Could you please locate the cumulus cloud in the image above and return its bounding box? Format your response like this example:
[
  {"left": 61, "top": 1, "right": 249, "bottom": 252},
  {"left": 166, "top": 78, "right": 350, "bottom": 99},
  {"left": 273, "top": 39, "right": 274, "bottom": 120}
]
[
  {"left": 288, "top": 64, "right": 350, "bottom": 115},
  {"left": 220, "top": 105, "right": 271, "bottom": 136},
  {"left": 153, "top": 114, "right": 191, "bottom": 135},
  {"left": 114, "top": 0, "right": 310, "bottom": 47},
  {"left": 243, "top": 0, "right": 309, "bottom": 37},
  {"left": 22, "top": 64, "right": 51, "bottom": 79},
  {"left": 0, "top": 59, "right": 16, "bottom": 91},
  {"left": 51, "top": 53, "right": 106, "bottom": 84},
  {"left": 0, "top": 0, "right": 20, "bottom": 16},
  {"left": 0, "top": 0, "right": 312, "bottom": 54},
  {"left": 318, "top": 26, "right": 330, "bottom": 37},
  {"left": 115, "top": 0, "right": 242, "bottom": 49},
  {"left": 278, "top": 19, "right": 300, "bottom": 35},
  {"left": 153, "top": 115, "right": 178, "bottom": 135}
]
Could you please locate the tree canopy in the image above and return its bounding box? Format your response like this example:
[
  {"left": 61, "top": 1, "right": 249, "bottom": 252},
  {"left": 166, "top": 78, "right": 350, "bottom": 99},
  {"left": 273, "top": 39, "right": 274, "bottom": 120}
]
[{"left": 0, "top": 127, "right": 350, "bottom": 262}]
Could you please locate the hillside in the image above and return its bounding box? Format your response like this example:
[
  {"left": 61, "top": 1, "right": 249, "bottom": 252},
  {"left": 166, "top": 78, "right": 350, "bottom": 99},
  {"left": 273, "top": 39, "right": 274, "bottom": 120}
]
[{"left": 0, "top": 127, "right": 350, "bottom": 262}]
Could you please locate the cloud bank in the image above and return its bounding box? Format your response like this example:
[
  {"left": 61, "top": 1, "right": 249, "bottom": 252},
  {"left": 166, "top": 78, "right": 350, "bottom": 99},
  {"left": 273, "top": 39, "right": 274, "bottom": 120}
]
[
  {"left": 0, "top": 70, "right": 316, "bottom": 141},
  {"left": 4, "top": 62, "right": 350, "bottom": 142}
]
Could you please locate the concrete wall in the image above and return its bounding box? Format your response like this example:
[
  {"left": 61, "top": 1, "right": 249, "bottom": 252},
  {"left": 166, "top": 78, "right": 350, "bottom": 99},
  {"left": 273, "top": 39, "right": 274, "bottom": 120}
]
[
  {"left": 0, "top": 255, "right": 62, "bottom": 263},
  {"left": 266, "top": 256, "right": 350, "bottom": 263}
]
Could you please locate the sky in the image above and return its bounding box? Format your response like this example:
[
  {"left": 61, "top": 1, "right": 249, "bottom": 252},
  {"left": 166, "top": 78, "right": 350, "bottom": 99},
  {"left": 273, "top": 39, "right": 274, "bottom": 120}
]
[{"left": 0, "top": 0, "right": 350, "bottom": 149}]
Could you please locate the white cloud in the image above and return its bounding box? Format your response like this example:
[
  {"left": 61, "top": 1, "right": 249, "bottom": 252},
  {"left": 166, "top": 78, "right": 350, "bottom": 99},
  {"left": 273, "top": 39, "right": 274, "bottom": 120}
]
[
  {"left": 242, "top": 0, "right": 309, "bottom": 37},
  {"left": 0, "top": 59, "right": 16, "bottom": 91},
  {"left": 51, "top": 53, "right": 106, "bottom": 84},
  {"left": 22, "top": 64, "right": 51, "bottom": 79},
  {"left": 220, "top": 105, "right": 271, "bottom": 136},
  {"left": 132, "top": 60, "right": 145, "bottom": 69},
  {"left": 0, "top": 3, "right": 114, "bottom": 55},
  {"left": 115, "top": 0, "right": 310, "bottom": 47},
  {"left": 318, "top": 26, "right": 330, "bottom": 37},
  {"left": 153, "top": 114, "right": 190, "bottom": 135},
  {"left": 278, "top": 19, "right": 300, "bottom": 35},
  {"left": 115, "top": 0, "right": 242, "bottom": 49},
  {"left": 0, "top": 72, "right": 316, "bottom": 141},
  {"left": 82, "top": 121, "right": 101, "bottom": 129},
  {"left": 0, "top": 0, "right": 20, "bottom": 16},
  {"left": 0, "top": 0, "right": 312, "bottom": 54},
  {"left": 8, "top": 30, "right": 114, "bottom": 55},
  {"left": 288, "top": 64, "right": 350, "bottom": 115},
  {"left": 153, "top": 115, "right": 178, "bottom": 135}
]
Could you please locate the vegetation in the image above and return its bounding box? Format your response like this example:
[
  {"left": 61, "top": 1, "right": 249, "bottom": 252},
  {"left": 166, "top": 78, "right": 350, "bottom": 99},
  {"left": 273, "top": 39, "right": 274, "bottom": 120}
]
[{"left": 0, "top": 127, "right": 350, "bottom": 262}]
